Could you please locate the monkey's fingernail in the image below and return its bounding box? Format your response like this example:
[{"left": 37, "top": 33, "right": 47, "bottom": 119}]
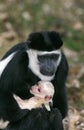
[
  {"left": 49, "top": 102, "right": 53, "bottom": 111},
  {"left": 42, "top": 104, "right": 47, "bottom": 111}
]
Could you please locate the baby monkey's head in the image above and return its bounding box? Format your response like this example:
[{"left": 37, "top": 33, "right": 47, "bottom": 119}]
[{"left": 30, "top": 81, "right": 54, "bottom": 100}]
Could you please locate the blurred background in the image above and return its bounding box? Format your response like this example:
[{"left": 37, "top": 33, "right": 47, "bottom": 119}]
[{"left": 0, "top": 0, "right": 84, "bottom": 129}]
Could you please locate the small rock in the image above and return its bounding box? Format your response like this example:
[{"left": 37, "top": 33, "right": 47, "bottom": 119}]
[
  {"left": 22, "top": 12, "right": 32, "bottom": 21},
  {"left": 5, "top": 22, "right": 14, "bottom": 31},
  {"left": 80, "top": 110, "right": 84, "bottom": 117},
  {"left": 63, "top": 48, "right": 78, "bottom": 59},
  {"left": 0, "top": 12, "right": 8, "bottom": 21}
]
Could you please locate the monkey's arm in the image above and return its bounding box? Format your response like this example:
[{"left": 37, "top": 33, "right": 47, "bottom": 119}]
[{"left": 13, "top": 94, "right": 45, "bottom": 110}]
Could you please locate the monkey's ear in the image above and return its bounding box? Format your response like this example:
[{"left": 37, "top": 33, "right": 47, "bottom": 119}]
[{"left": 49, "top": 31, "right": 63, "bottom": 49}]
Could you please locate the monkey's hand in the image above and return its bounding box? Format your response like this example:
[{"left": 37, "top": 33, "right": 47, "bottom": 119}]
[{"left": 42, "top": 102, "right": 53, "bottom": 112}]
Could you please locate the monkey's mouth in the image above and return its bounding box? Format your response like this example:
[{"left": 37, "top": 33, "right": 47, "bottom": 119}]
[{"left": 44, "top": 95, "right": 52, "bottom": 101}]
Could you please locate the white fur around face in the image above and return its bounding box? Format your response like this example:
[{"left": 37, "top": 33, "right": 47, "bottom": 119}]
[
  {"left": 27, "top": 49, "right": 62, "bottom": 81},
  {"left": 0, "top": 52, "right": 16, "bottom": 77}
]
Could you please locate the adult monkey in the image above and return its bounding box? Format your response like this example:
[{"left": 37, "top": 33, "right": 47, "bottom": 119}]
[{"left": 0, "top": 31, "right": 68, "bottom": 129}]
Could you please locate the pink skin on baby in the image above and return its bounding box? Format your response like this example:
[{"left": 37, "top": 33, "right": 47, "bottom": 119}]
[{"left": 30, "top": 83, "right": 52, "bottom": 101}]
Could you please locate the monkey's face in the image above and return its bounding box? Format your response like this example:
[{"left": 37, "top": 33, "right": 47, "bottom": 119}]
[
  {"left": 30, "top": 81, "right": 54, "bottom": 101},
  {"left": 28, "top": 49, "right": 61, "bottom": 81},
  {"left": 38, "top": 53, "right": 60, "bottom": 76},
  {"left": 27, "top": 31, "right": 63, "bottom": 81}
]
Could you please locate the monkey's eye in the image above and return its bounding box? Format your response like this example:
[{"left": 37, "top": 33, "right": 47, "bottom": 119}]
[{"left": 38, "top": 88, "right": 41, "bottom": 92}]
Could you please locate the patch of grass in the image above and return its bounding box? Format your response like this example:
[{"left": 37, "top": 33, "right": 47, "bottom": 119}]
[
  {"left": 0, "top": 39, "right": 19, "bottom": 59},
  {"left": 64, "top": 39, "right": 84, "bottom": 52},
  {"left": 68, "top": 85, "right": 84, "bottom": 110},
  {"left": 76, "top": 101, "right": 84, "bottom": 110}
]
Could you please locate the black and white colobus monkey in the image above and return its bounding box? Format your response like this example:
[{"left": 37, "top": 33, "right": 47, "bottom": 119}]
[{"left": 0, "top": 31, "right": 68, "bottom": 130}]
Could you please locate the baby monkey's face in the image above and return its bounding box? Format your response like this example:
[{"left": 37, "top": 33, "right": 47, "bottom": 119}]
[{"left": 30, "top": 81, "right": 54, "bottom": 101}]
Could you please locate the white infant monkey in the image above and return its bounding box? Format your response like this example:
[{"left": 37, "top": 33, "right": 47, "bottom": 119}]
[{"left": 14, "top": 81, "right": 54, "bottom": 111}]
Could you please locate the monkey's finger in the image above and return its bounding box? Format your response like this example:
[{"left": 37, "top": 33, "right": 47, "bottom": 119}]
[
  {"left": 49, "top": 102, "right": 53, "bottom": 111},
  {"left": 42, "top": 104, "right": 48, "bottom": 112}
]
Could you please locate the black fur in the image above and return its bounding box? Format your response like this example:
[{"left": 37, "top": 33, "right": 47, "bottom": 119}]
[
  {"left": 0, "top": 31, "right": 68, "bottom": 130},
  {"left": 28, "top": 31, "right": 63, "bottom": 51},
  {"left": 6, "top": 108, "right": 63, "bottom": 130}
]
